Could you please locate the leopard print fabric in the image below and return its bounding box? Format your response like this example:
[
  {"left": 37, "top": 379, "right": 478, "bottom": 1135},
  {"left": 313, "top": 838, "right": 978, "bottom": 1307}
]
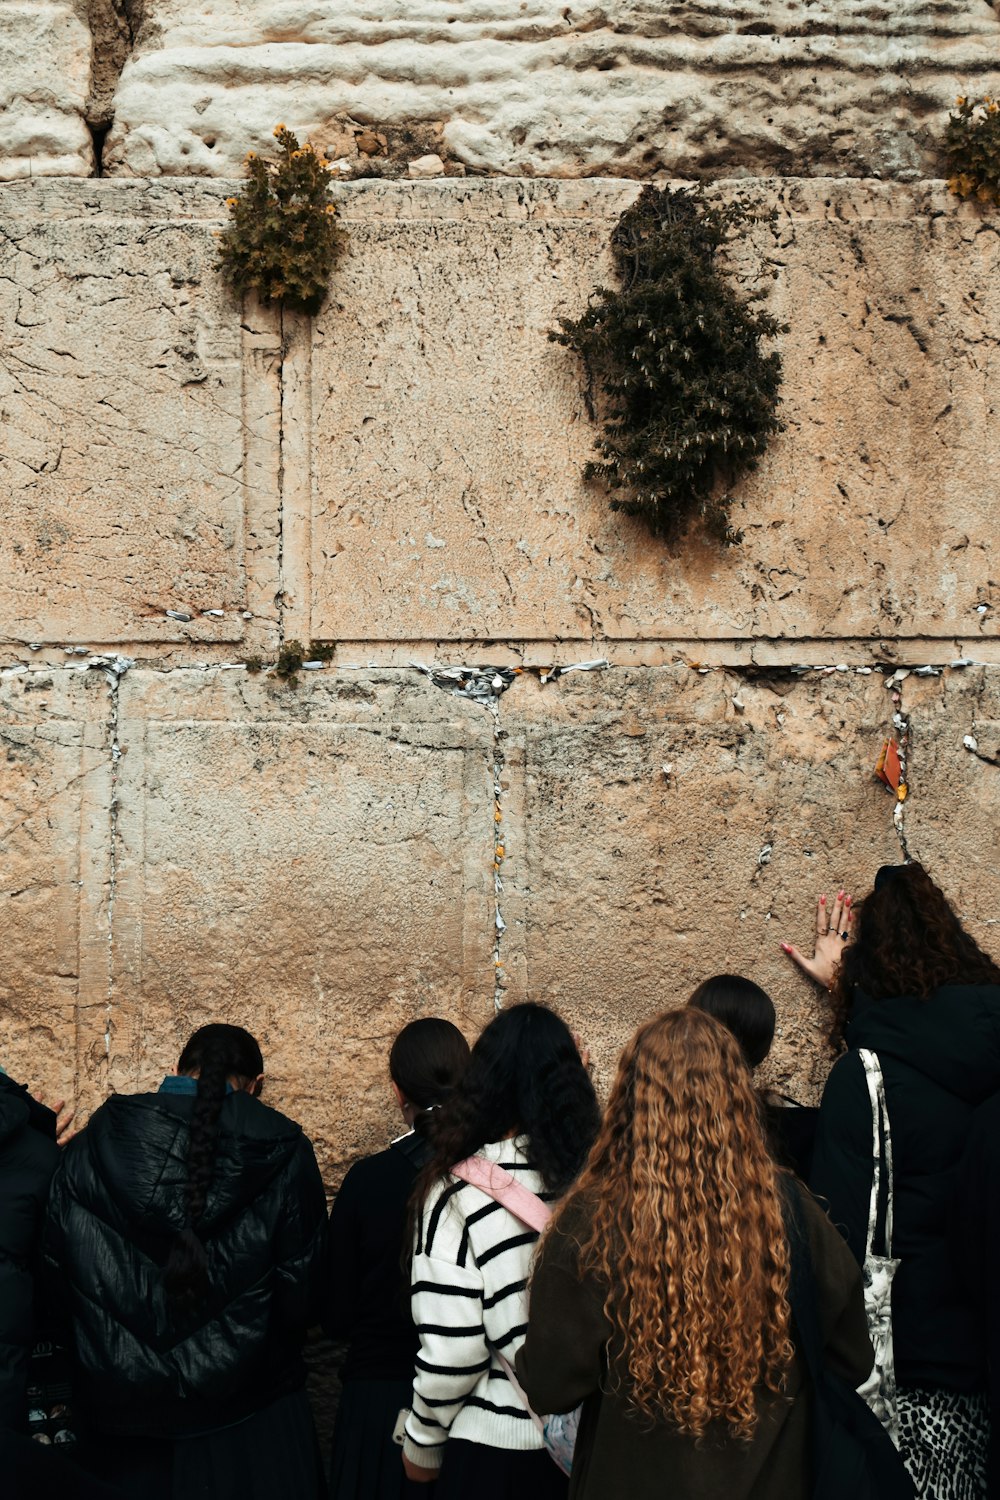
[{"left": 896, "top": 1385, "right": 989, "bottom": 1499}]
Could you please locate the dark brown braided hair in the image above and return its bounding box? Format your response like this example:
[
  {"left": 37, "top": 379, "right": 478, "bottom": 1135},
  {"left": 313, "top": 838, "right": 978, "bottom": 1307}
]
[
  {"left": 830, "top": 863, "right": 1000, "bottom": 1046},
  {"left": 164, "top": 1023, "right": 263, "bottom": 1320}
]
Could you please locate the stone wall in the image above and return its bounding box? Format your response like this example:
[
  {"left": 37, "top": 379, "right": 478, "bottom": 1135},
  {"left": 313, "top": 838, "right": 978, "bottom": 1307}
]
[
  {"left": 4, "top": 1, "right": 1000, "bottom": 182},
  {"left": 2, "top": 171, "right": 1000, "bottom": 1173},
  {"left": 1, "top": 3, "right": 1000, "bottom": 1182}
]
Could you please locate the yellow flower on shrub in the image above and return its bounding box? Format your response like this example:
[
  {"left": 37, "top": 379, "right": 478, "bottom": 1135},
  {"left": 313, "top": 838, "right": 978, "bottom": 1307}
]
[
  {"left": 218, "top": 125, "right": 345, "bottom": 315},
  {"left": 945, "top": 95, "right": 1000, "bottom": 205}
]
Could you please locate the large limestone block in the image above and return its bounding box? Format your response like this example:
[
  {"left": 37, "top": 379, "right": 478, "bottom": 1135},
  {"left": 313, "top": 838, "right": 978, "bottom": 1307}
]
[
  {"left": 0, "top": 181, "right": 279, "bottom": 652},
  {"left": 111, "top": 667, "right": 496, "bottom": 1177},
  {"left": 0, "top": 2, "right": 93, "bottom": 179},
  {"left": 303, "top": 179, "right": 1000, "bottom": 647},
  {"left": 498, "top": 666, "right": 901, "bottom": 1099},
  {"left": 104, "top": 0, "right": 1000, "bottom": 179},
  {"left": 0, "top": 665, "right": 112, "bottom": 1106}
]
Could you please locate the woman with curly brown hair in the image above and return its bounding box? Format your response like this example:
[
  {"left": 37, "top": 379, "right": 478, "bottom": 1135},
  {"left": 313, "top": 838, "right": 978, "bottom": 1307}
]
[
  {"left": 784, "top": 863, "right": 1000, "bottom": 1498},
  {"left": 514, "top": 1007, "right": 874, "bottom": 1500}
]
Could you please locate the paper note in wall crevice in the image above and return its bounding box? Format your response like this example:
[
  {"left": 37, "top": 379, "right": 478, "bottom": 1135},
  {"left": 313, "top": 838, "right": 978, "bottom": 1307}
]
[{"left": 874, "top": 738, "right": 902, "bottom": 792}]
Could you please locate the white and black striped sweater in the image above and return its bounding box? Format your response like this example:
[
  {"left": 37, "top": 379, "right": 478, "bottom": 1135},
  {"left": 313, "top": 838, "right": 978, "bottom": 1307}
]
[{"left": 403, "top": 1136, "right": 555, "bottom": 1470}]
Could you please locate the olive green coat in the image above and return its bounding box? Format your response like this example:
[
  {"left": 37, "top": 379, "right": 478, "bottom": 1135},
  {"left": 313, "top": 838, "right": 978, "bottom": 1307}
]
[{"left": 516, "top": 1185, "right": 873, "bottom": 1500}]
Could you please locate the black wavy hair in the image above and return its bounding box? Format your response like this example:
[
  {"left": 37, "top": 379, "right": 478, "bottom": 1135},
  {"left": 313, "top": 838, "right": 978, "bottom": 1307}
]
[
  {"left": 688, "top": 974, "right": 776, "bottom": 1070},
  {"left": 830, "top": 862, "right": 1000, "bottom": 1046},
  {"left": 416, "top": 1002, "right": 600, "bottom": 1201},
  {"left": 164, "top": 1023, "right": 263, "bottom": 1321},
  {"left": 389, "top": 1018, "right": 470, "bottom": 1136}
]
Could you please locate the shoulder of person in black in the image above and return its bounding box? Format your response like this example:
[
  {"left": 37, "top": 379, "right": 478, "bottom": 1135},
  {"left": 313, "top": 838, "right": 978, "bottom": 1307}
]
[
  {"left": 811, "top": 981, "right": 1000, "bottom": 1392},
  {"left": 324, "top": 1132, "right": 430, "bottom": 1382},
  {"left": 0, "top": 1071, "right": 61, "bottom": 1434}
]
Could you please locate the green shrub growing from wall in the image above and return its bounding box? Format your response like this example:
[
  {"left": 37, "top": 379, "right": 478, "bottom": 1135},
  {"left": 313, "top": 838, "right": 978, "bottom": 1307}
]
[
  {"left": 218, "top": 126, "right": 344, "bottom": 315},
  {"left": 552, "top": 185, "right": 786, "bottom": 544},
  {"left": 946, "top": 95, "right": 1000, "bottom": 205}
]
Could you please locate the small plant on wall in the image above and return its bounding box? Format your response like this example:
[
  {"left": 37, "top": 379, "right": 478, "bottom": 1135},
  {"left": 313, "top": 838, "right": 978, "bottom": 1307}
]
[
  {"left": 218, "top": 126, "right": 345, "bottom": 315},
  {"left": 945, "top": 95, "right": 1000, "bottom": 205},
  {"left": 552, "top": 185, "right": 786, "bottom": 545}
]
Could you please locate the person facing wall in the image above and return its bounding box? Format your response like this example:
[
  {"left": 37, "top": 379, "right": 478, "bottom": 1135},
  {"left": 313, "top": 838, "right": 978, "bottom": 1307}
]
[
  {"left": 0, "top": 1067, "right": 59, "bottom": 1435},
  {"left": 325, "top": 1015, "right": 471, "bottom": 1500},
  {"left": 785, "top": 865, "right": 1000, "bottom": 1498},
  {"left": 402, "top": 1002, "right": 600, "bottom": 1499},
  {"left": 42, "top": 1022, "right": 329, "bottom": 1500},
  {"left": 0, "top": 1068, "right": 125, "bottom": 1499},
  {"left": 688, "top": 973, "right": 818, "bottom": 1178},
  {"left": 515, "top": 1007, "right": 874, "bottom": 1500}
]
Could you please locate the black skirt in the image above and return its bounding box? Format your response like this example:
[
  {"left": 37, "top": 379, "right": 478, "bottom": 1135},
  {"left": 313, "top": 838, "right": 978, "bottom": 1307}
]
[
  {"left": 329, "top": 1376, "right": 433, "bottom": 1500},
  {"left": 436, "top": 1439, "right": 568, "bottom": 1500},
  {"left": 74, "top": 1389, "right": 327, "bottom": 1500}
]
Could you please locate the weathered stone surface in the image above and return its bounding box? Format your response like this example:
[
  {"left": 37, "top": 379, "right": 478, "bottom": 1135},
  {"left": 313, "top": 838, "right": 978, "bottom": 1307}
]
[
  {"left": 2, "top": 179, "right": 998, "bottom": 658},
  {"left": 899, "top": 666, "right": 1000, "bottom": 947},
  {"left": 0, "top": 665, "right": 112, "bottom": 1107},
  {"left": 109, "top": 667, "right": 496, "bottom": 1177},
  {"left": 0, "top": 2, "right": 93, "bottom": 179},
  {"left": 103, "top": 0, "right": 1000, "bottom": 180},
  {"left": 0, "top": 181, "right": 279, "bottom": 652},
  {"left": 304, "top": 179, "right": 1000, "bottom": 648},
  {"left": 7, "top": 659, "right": 1000, "bottom": 1173},
  {"left": 499, "top": 666, "right": 903, "bottom": 1101}
]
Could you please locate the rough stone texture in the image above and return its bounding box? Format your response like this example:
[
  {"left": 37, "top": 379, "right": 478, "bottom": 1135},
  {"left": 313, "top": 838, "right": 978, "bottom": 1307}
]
[
  {"left": 101, "top": 0, "right": 1000, "bottom": 181},
  {"left": 303, "top": 179, "right": 1000, "bottom": 648},
  {"left": 899, "top": 665, "right": 1000, "bottom": 942},
  {"left": 9, "top": 659, "right": 1000, "bottom": 1176},
  {"left": 107, "top": 667, "right": 495, "bottom": 1176},
  {"left": 0, "top": 665, "right": 112, "bottom": 1107},
  {"left": 0, "top": 2, "right": 94, "bottom": 179},
  {"left": 0, "top": 181, "right": 279, "bottom": 652},
  {"left": 499, "top": 667, "right": 902, "bottom": 1102},
  {"left": 86, "top": 0, "right": 145, "bottom": 131},
  {"left": 2, "top": 178, "right": 999, "bottom": 658}
]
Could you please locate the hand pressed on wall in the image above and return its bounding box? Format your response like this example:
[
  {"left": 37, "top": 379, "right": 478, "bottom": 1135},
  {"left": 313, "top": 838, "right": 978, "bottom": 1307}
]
[{"left": 781, "top": 891, "right": 853, "bottom": 990}]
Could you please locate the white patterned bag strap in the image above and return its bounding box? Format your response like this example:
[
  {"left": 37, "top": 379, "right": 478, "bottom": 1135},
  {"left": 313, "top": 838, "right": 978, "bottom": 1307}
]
[{"left": 858, "top": 1047, "right": 894, "bottom": 1259}]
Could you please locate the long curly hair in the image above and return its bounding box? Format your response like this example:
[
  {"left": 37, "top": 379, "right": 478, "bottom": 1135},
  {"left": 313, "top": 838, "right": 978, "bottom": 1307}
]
[
  {"left": 830, "top": 862, "right": 1000, "bottom": 1046},
  {"left": 415, "top": 1003, "right": 600, "bottom": 1205},
  {"left": 552, "top": 1007, "right": 794, "bottom": 1439}
]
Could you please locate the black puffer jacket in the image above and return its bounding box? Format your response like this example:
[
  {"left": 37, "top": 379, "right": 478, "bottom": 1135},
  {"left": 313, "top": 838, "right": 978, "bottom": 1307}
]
[
  {"left": 810, "top": 983, "right": 1000, "bottom": 1390},
  {"left": 42, "top": 1087, "right": 328, "bottom": 1438},
  {"left": 0, "top": 1071, "right": 59, "bottom": 1431}
]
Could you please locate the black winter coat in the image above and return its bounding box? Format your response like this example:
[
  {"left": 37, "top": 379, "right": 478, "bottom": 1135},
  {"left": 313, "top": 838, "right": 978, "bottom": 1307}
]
[
  {"left": 0, "top": 1072, "right": 59, "bottom": 1430},
  {"left": 324, "top": 1132, "right": 429, "bottom": 1381},
  {"left": 42, "top": 1088, "right": 328, "bottom": 1438},
  {"left": 956, "top": 1090, "right": 1000, "bottom": 1497},
  {"left": 810, "top": 982, "right": 1000, "bottom": 1391}
]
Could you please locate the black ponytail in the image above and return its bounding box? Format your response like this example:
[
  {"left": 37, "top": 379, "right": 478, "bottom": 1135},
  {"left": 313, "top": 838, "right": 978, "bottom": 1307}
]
[
  {"left": 389, "top": 1018, "right": 470, "bottom": 1137},
  {"left": 164, "top": 1023, "right": 263, "bottom": 1321}
]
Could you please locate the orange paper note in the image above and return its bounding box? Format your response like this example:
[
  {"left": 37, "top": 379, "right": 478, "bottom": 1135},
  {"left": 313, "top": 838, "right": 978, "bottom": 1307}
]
[{"left": 875, "top": 739, "right": 902, "bottom": 791}]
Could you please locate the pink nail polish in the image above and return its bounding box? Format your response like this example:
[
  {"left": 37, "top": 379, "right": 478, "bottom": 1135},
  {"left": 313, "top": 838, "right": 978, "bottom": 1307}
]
[
  {"left": 780, "top": 943, "right": 792, "bottom": 953},
  {"left": 820, "top": 895, "right": 826, "bottom": 904}
]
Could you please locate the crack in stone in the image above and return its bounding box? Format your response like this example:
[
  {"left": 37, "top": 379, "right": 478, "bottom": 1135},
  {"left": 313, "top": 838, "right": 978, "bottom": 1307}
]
[
  {"left": 275, "top": 307, "right": 288, "bottom": 640},
  {"left": 104, "top": 665, "right": 122, "bottom": 1065},
  {"left": 490, "top": 698, "right": 507, "bottom": 1012}
]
